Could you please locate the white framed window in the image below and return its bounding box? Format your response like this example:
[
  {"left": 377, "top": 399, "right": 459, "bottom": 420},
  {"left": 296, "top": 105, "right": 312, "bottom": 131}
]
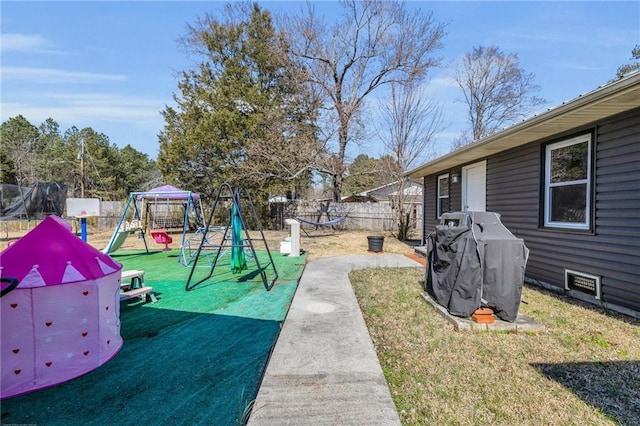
[
  {"left": 544, "top": 134, "right": 592, "bottom": 230},
  {"left": 437, "top": 174, "right": 450, "bottom": 218}
]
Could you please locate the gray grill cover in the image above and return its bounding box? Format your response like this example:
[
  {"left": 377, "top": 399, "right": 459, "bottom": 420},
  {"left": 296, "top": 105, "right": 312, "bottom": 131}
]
[{"left": 425, "top": 212, "right": 529, "bottom": 322}]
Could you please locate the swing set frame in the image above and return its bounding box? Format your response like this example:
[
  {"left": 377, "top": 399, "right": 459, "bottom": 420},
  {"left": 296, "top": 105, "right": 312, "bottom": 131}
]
[
  {"left": 103, "top": 186, "right": 204, "bottom": 259},
  {"left": 185, "top": 183, "right": 278, "bottom": 292}
]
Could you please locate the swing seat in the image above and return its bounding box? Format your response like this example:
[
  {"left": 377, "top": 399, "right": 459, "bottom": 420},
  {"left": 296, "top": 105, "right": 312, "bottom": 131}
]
[{"left": 151, "top": 230, "right": 173, "bottom": 251}]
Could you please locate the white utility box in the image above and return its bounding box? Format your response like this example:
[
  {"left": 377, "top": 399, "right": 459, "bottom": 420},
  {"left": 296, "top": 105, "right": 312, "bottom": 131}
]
[{"left": 284, "top": 219, "right": 301, "bottom": 257}]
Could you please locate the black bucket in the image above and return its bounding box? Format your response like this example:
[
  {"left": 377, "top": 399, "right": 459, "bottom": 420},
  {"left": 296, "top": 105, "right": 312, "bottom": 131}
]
[{"left": 367, "top": 235, "right": 385, "bottom": 253}]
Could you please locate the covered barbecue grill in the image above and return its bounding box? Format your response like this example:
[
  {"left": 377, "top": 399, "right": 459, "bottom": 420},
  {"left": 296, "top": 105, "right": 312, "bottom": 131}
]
[{"left": 425, "top": 211, "right": 529, "bottom": 322}]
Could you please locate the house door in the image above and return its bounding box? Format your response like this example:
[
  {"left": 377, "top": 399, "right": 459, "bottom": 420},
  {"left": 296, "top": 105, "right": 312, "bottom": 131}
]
[{"left": 462, "top": 161, "right": 486, "bottom": 212}]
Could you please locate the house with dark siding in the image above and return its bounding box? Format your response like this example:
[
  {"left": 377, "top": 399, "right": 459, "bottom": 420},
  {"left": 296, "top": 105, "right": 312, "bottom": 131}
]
[{"left": 406, "top": 72, "right": 640, "bottom": 318}]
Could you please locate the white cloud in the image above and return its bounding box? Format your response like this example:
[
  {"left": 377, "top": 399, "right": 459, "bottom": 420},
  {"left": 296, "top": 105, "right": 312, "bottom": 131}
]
[
  {"left": 429, "top": 75, "right": 458, "bottom": 89},
  {"left": 1, "top": 91, "right": 163, "bottom": 127},
  {"left": 496, "top": 25, "right": 631, "bottom": 53},
  {"left": 1, "top": 91, "right": 166, "bottom": 157},
  {"left": 2, "top": 33, "right": 49, "bottom": 51},
  {"left": 1, "top": 66, "right": 127, "bottom": 84},
  {"left": 0, "top": 33, "right": 66, "bottom": 54}
]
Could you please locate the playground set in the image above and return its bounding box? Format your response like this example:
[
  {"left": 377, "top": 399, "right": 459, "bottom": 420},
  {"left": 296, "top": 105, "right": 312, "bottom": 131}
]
[
  {"left": 186, "top": 183, "right": 278, "bottom": 291},
  {"left": 103, "top": 185, "right": 204, "bottom": 265},
  {"left": 1, "top": 220, "right": 306, "bottom": 425},
  {"left": 0, "top": 182, "right": 292, "bottom": 404},
  {"left": 102, "top": 183, "right": 280, "bottom": 289}
]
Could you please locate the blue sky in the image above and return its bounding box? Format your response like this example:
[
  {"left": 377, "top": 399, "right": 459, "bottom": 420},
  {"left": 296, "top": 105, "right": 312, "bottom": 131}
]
[{"left": 2, "top": 1, "right": 638, "bottom": 161}]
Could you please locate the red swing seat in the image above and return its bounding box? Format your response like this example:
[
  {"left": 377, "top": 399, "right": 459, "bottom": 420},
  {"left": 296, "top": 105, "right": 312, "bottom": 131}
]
[{"left": 150, "top": 230, "right": 173, "bottom": 251}]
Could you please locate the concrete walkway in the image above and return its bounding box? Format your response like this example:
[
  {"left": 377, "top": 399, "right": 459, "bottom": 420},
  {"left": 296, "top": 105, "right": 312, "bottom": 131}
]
[{"left": 248, "top": 254, "right": 423, "bottom": 425}]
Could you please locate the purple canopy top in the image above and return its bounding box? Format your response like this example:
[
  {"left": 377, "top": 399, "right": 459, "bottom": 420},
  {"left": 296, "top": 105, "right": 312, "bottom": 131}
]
[{"left": 135, "top": 185, "right": 200, "bottom": 200}]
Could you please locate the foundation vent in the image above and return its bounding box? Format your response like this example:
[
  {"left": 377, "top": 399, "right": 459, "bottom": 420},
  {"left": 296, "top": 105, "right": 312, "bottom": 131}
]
[{"left": 565, "top": 269, "right": 601, "bottom": 299}]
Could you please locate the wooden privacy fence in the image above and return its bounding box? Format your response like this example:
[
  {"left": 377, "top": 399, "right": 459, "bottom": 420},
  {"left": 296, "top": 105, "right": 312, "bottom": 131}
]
[
  {"left": 309, "top": 202, "right": 395, "bottom": 232},
  {"left": 273, "top": 200, "right": 422, "bottom": 233},
  {"left": 2, "top": 200, "right": 422, "bottom": 234},
  {"left": 99, "top": 201, "right": 127, "bottom": 229}
]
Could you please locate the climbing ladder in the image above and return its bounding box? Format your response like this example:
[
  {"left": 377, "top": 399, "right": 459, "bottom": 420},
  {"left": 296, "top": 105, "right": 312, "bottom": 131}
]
[{"left": 185, "top": 183, "right": 278, "bottom": 292}]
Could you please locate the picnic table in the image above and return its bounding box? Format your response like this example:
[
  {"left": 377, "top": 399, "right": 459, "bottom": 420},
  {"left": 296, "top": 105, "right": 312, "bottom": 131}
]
[{"left": 120, "top": 270, "right": 157, "bottom": 303}]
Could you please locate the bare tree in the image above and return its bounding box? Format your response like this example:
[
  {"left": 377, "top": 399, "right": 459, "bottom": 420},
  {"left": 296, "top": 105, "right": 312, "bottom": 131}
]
[
  {"left": 614, "top": 44, "right": 640, "bottom": 80},
  {"left": 377, "top": 81, "right": 444, "bottom": 239},
  {"left": 283, "top": 0, "right": 445, "bottom": 201},
  {"left": 453, "top": 46, "right": 546, "bottom": 146},
  {"left": 238, "top": 102, "right": 322, "bottom": 195}
]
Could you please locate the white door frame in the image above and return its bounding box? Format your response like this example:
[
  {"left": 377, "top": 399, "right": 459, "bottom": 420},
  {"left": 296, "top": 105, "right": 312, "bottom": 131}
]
[{"left": 461, "top": 160, "right": 487, "bottom": 212}]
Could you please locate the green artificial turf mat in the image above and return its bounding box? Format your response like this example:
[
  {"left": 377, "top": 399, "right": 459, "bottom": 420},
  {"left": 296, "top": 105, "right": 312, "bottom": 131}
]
[{"left": 1, "top": 249, "right": 306, "bottom": 425}]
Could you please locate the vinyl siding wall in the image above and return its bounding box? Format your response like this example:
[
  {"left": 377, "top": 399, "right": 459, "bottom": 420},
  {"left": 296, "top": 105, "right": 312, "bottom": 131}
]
[
  {"left": 422, "top": 107, "right": 640, "bottom": 313},
  {"left": 423, "top": 175, "right": 437, "bottom": 235},
  {"left": 422, "top": 168, "right": 463, "bottom": 234}
]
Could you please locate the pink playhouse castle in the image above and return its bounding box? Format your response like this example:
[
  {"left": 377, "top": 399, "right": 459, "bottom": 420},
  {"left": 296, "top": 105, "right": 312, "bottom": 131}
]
[{"left": 1, "top": 216, "right": 123, "bottom": 399}]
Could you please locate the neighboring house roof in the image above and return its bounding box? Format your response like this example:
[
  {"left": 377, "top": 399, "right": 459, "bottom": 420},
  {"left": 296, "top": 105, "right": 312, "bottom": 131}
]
[
  {"left": 351, "top": 179, "right": 423, "bottom": 202},
  {"left": 388, "top": 185, "right": 422, "bottom": 197},
  {"left": 406, "top": 72, "right": 640, "bottom": 178},
  {"left": 341, "top": 194, "right": 378, "bottom": 203}
]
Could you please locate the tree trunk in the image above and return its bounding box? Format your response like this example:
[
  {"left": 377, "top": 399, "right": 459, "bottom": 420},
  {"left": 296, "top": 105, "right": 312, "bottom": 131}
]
[
  {"left": 398, "top": 211, "right": 410, "bottom": 241},
  {"left": 332, "top": 173, "right": 342, "bottom": 203}
]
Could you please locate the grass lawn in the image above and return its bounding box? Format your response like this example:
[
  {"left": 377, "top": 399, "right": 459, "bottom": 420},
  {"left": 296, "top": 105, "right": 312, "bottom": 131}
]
[{"left": 351, "top": 267, "right": 640, "bottom": 426}]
